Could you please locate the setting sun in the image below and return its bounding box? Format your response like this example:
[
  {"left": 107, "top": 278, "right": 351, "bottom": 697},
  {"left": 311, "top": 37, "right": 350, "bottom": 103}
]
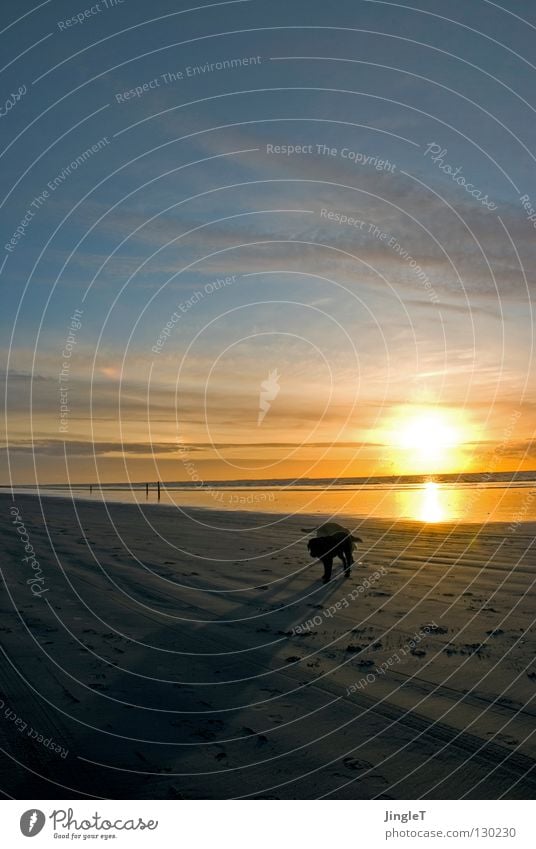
[{"left": 380, "top": 407, "right": 470, "bottom": 474}]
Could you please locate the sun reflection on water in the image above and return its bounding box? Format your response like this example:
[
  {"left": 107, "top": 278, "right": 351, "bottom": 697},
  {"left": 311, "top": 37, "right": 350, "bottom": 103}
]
[
  {"left": 418, "top": 482, "right": 446, "bottom": 523},
  {"left": 397, "top": 481, "right": 452, "bottom": 523}
]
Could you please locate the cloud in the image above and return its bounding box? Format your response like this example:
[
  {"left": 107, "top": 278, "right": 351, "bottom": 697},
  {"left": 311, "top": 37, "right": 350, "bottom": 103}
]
[
  {"left": 1, "top": 439, "right": 181, "bottom": 457},
  {"left": 43, "top": 128, "right": 536, "bottom": 309}
]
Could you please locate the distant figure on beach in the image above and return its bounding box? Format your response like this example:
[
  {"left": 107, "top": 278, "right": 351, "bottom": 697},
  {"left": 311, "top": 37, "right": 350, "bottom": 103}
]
[{"left": 306, "top": 526, "right": 363, "bottom": 584}]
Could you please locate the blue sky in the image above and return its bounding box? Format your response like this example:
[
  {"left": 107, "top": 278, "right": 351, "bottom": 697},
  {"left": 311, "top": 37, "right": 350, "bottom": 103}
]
[{"left": 2, "top": 0, "right": 535, "bottom": 482}]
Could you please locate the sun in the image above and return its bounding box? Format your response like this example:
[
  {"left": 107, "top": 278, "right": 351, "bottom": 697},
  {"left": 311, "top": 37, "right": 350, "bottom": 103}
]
[
  {"left": 381, "top": 407, "right": 468, "bottom": 474},
  {"left": 397, "top": 411, "right": 460, "bottom": 461}
]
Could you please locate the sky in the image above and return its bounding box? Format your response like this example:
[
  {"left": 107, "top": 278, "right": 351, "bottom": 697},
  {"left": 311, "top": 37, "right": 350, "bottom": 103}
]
[{"left": 1, "top": 0, "right": 535, "bottom": 484}]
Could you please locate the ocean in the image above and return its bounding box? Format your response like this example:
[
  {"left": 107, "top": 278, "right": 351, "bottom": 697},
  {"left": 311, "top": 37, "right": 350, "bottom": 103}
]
[{"left": 10, "top": 475, "right": 536, "bottom": 524}]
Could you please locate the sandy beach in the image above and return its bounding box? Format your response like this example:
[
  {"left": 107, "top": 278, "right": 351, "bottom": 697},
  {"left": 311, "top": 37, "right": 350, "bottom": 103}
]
[{"left": 1, "top": 493, "right": 535, "bottom": 800}]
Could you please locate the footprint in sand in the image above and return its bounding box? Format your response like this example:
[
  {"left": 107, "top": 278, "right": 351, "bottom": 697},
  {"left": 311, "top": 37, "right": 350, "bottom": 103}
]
[
  {"left": 63, "top": 688, "right": 80, "bottom": 704},
  {"left": 423, "top": 624, "right": 448, "bottom": 635},
  {"left": 461, "top": 643, "right": 486, "bottom": 656},
  {"left": 343, "top": 756, "right": 373, "bottom": 771},
  {"left": 487, "top": 732, "right": 518, "bottom": 746},
  {"left": 196, "top": 728, "right": 216, "bottom": 741},
  {"left": 369, "top": 775, "right": 390, "bottom": 785}
]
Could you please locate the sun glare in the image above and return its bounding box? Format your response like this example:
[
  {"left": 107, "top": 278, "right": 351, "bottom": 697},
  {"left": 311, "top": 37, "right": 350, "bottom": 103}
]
[{"left": 381, "top": 407, "right": 468, "bottom": 474}]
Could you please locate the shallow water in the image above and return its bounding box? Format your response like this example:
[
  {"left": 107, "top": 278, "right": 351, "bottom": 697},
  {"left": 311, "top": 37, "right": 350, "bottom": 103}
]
[{"left": 14, "top": 480, "right": 536, "bottom": 524}]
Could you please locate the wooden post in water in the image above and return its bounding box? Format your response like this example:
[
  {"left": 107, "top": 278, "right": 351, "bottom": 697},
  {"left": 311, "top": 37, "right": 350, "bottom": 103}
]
[
  {"left": 89, "top": 484, "right": 92, "bottom": 494},
  {"left": 145, "top": 482, "right": 149, "bottom": 498},
  {"left": 157, "top": 481, "right": 161, "bottom": 501}
]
